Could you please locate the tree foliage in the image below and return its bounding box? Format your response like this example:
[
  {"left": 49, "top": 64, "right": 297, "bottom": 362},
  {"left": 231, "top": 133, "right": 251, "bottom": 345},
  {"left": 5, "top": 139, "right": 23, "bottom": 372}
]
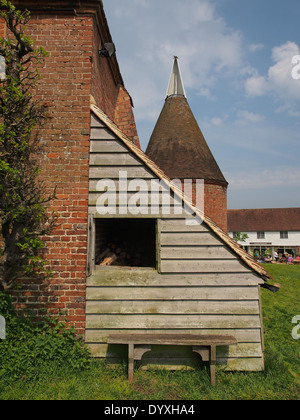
[
  {"left": 0, "top": 0, "right": 56, "bottom": 291},
  {"left": 233, "top": 232, "right": 249, "bottom": 244}
]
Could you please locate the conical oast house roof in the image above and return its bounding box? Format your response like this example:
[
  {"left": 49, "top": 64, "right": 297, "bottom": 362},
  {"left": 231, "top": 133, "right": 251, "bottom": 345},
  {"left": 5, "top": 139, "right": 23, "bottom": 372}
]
[{"left": 146, "top": 57, "right": 228, "bottom": 185}]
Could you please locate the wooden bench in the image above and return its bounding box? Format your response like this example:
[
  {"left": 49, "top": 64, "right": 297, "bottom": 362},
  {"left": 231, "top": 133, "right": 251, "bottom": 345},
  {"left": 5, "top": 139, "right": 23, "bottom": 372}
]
[{"left": 107, "top": 333, "right": 237, "bottom": 386}]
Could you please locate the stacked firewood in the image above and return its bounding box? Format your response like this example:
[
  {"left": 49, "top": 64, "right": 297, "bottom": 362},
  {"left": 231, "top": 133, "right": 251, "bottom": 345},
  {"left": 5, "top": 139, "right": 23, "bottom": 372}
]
[{"left": 96, "top": 242, "right": 142, "bottom": 267}]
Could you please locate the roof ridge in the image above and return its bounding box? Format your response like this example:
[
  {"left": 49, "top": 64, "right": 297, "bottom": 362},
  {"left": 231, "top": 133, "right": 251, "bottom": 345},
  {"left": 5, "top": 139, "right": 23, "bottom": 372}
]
[{"left": 90, "top": 104, "right": 271, "bottom": 281}]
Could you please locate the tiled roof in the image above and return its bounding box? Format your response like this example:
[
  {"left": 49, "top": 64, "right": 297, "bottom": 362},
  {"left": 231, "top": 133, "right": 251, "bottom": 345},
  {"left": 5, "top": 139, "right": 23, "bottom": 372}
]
[
  {"left": 146, "top": 95, "right": 228, "bottom": 184},
  {"left": 146, "top": 57, "right": 227, "bottom": 185},
  {"left": 228, "top": 208, "right": 300, "bottom": 232},
  {"left": 91, "top": 103, "right": 272, "bottom": 282}
]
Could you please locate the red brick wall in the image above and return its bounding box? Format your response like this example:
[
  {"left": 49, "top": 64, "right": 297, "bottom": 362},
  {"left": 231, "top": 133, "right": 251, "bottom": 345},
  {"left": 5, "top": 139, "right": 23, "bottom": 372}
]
[
  {"left": 114, "top": 86, "right": 140, "bottom": 147},
  {"left": 0, "top": 4, "right": 140, "bottom": 334},
  {"left": 0, "top": 12, "right": 94, "bottom": 334},
  {"left": 90, "top": 19, "right": 118, "bottom": 122},
  {"left": 178, "top": 179, "right": 228, "bottom": 232},
  {"left": 204, "top": 182, "right": 228, "bottom": 232},
  {"left": 90, "top": 31, "right": 140, "bottom": 147},
  {"left": 184, "top": 180, "right": 227, "bottom": 232}
]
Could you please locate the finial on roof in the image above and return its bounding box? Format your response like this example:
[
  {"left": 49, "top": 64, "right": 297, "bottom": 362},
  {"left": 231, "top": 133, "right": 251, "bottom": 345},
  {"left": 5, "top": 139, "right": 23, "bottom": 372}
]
[{"left": 166, "top": 56, "right": 187, "bottom": 99}]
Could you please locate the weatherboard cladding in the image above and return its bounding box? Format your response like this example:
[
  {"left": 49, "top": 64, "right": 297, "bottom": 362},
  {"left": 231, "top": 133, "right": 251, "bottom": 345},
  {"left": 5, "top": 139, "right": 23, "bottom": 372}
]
[
  {"left": 90, "top": 104, "right": 270, "bottom": 280},
  {"left": 86, "top": 105, "right": 268, "bottom": 371}
]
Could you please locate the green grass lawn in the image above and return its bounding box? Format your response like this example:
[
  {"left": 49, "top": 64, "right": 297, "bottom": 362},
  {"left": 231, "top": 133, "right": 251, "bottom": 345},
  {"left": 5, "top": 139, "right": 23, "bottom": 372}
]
[{"left": 0, "top": 264, "right": 299, "bottom": 400}]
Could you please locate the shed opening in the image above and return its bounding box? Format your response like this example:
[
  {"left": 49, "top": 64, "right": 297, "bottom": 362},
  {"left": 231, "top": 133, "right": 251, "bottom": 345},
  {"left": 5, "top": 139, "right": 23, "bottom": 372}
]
[{"left": 95, "top": 218, "right": 157, "bottom": 268}]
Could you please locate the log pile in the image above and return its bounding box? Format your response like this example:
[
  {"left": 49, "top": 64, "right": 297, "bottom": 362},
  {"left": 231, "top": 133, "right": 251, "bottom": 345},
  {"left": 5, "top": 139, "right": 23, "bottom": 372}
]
[{"left": 96, "top": 242, "right": 142, "bottom": 267}]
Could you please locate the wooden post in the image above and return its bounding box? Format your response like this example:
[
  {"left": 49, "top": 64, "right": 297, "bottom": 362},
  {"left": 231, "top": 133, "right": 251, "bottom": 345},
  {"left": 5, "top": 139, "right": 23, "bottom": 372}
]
[
  {"left": 210, "top": 345, "right": 217, "bottom": 386},
  {"left": 128, "top": 343, "right": 134, "bottom": 382},
  {"left": 156, "top": 219, "right": 162, "bottom": 273},
  {"left": 86, "top": 215, "right": 95, "bottom": 276}
]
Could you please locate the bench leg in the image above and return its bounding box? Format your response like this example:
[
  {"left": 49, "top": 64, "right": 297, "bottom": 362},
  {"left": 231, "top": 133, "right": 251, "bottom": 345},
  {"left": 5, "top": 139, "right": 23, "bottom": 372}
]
[
  {"left": 128, "top": 343, "right": 134, "bottom": 382},
  {"left": 210, "top": 345, "right": 216, "bottom": 386}
]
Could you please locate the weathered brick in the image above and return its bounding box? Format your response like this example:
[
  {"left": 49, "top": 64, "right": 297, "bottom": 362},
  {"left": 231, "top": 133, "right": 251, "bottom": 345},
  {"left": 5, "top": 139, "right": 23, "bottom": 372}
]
[{"left": 0, "top": 1, "right": 141, "bottom": 335}]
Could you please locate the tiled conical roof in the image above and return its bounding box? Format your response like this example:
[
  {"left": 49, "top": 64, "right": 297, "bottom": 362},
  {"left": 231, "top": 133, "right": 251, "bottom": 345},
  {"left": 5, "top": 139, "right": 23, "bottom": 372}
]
[{"left": 146, "top": 57, "right": 227, "bottom": 185}]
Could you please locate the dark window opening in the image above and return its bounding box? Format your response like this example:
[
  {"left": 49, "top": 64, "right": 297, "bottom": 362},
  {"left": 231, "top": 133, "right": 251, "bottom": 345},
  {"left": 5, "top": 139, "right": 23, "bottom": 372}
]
[
  {"left": 257, "top": 231, "right": 265, "bottom": 239},
  {"left": 95, "top": 218, "right": 157, "bottom": 268},
  {"left": 280, "top": 231, "right": 289, "bottom": 239}
]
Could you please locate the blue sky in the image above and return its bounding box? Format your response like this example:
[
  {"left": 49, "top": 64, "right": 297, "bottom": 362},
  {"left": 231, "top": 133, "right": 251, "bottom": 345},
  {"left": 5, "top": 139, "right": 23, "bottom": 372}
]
[{"left": 103, "top": 0, "right": 300, "bottom": 209}]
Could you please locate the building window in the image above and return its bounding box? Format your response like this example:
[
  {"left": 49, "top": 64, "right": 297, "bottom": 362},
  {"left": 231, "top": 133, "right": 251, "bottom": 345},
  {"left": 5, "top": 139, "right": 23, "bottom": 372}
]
[
  {"left": 257, "top": 231, "right": 265, "bottom": 239},
  {"left": 94, "top": 218, "right": 157, "bottom": 269},
  {"left": 280, "top": 231, "right": 289, "bottom": 239}
]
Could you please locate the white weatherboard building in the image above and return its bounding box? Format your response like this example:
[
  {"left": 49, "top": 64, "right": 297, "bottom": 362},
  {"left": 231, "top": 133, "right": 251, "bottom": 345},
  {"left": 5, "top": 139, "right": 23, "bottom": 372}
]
[{"left": 228, "top": 208, "right": 300, "bottom": 259}]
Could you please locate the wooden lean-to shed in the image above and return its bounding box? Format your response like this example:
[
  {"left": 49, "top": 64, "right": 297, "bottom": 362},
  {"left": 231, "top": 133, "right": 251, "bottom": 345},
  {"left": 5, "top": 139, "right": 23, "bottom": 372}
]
[{"left": 85, "top": 102, "right": 276, "bottom": 373}]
